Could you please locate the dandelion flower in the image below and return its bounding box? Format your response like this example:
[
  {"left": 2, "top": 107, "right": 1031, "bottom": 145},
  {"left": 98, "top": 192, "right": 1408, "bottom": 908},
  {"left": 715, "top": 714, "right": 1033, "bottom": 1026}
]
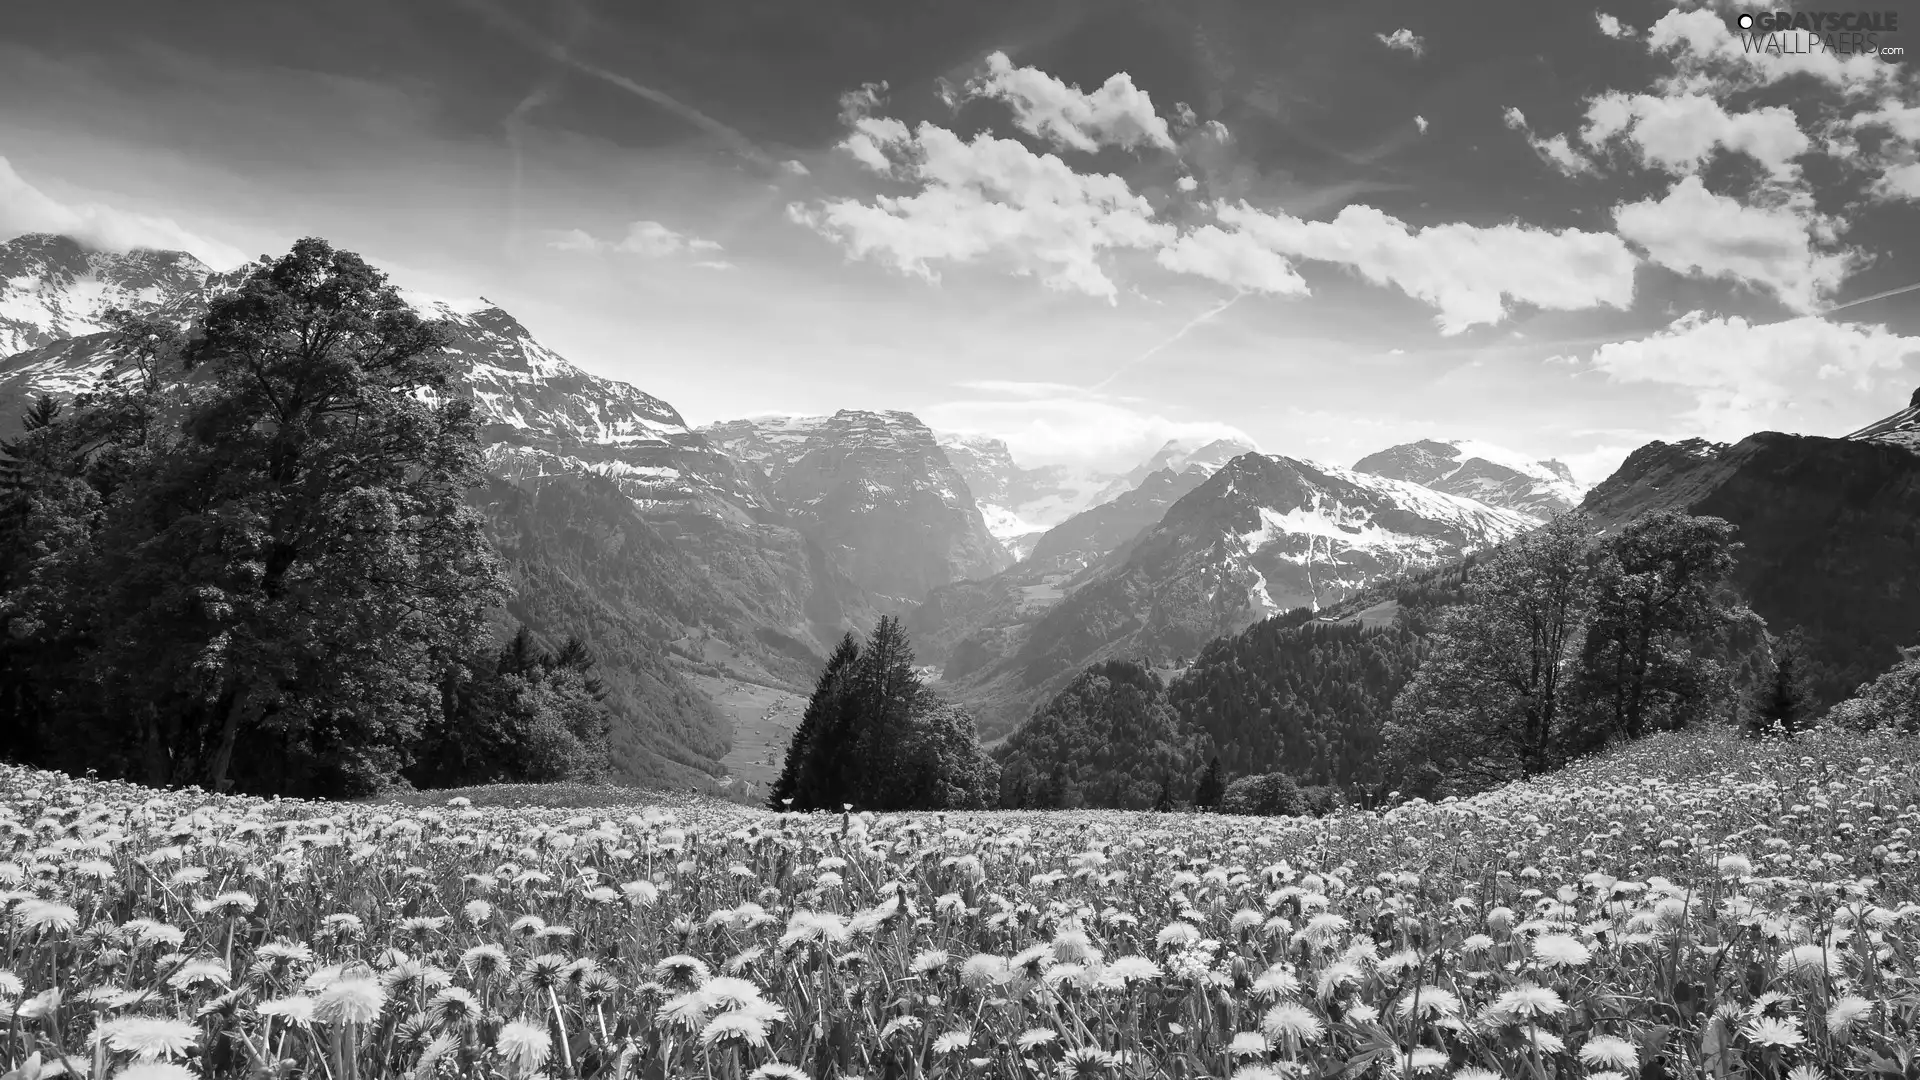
[
  {"left": 1531, "top": 934, "right": 1592, "bottom": 968},
  {"left": 1261, "top": 1002, "right": 1326, "bottom": 1045},
  {"left": 257, "top": 997, "right": 315, "bottom": 1026},
  {"left": 1493, "top": 983, "right": 1566, "bottom": 1020},
  {"left": 701, "top": 1009, "right": 772, "bottom": 1050},
  {"left": 1777, "top": 944, "right": 1840, "bottom": 978},
  {"left": 1826, "top": 994, "right": 1872, "bottom": 1039},
  {"left": 14, "top": 900, "right": 80, "bottom": 934},
  {"left": 1054, "top": 1046, "right": 1115, "bottom": 1078},
  {"left": 746, "top": 1066, "right": 808, "bottom": 1080},
  {"left": 1579, "top": 1034, "right": 1639, "bottom": 1069},
  {"left": 1742, "top": 1016, "right": 1806, "bottom": 1047},
  {"left": 1226, "top": 1032, "right": 1270, "bottom": 1057},
  {"left": 314, "top": 978, "right": 385, "bottom": 1026},
  {"left": 496, "top": 1019, "right": 552, "bottom": 1071},
  {"left": 94, "top": 1017, "right": 200, "bottom": 1060},
  {"left": 932, "top": 1030, "right": 973, "bottom": 1054}
]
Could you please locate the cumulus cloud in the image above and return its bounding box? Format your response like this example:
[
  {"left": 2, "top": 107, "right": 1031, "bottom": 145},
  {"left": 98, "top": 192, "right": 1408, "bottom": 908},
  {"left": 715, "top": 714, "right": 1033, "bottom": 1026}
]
[
  {"left": 1415, "top": 115, "right": 1430, "bottom": 134},
  {"left": 792, "top": 103, "right": 1173, "bottom": 301},
  {"left": 1376, "top": 29, "right": 1426, "bottom": 56},
  {"left": 922, "top": 389, "right": 1257, "bottom": 470},
  {"left": 1502, "top": 107, "right": 1596, "bottom": 176},
  {"left": 1581, "top": 91, "right": 1809, "bottom": 180},
  {"left": 1847, "top": 102, "right": 1920, "bottom": 201},
  {"left": 1154, "top": 224, "right": 1308, "bottom": 296},
  {"left": 547, "top": 220, "right": 724, "bottom": 257},
  {"left": 0, "top": 155, "right": 248, "bottom": 270},
  {"left": 1158, "top": 201, "right": 1638, "bottom": 334},
  {"left": 1584, "top": 310, "right": 1919, "bottom": 439},
  {"left": 1612, "top": 176, "right": 1850, "bottom": 311},
  {"left": 1595, "top": 12, "right": 1636, "bottom": 39},
  {"left": 963, "top": 51, "right": 1177, "bottom": 154},
  {"left": 1646, "top": 8, "right": 1894, "bottom": 94}
]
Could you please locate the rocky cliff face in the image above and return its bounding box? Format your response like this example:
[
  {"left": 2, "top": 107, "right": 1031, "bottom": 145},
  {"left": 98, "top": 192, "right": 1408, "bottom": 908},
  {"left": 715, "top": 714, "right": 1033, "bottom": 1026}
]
[
  {"left": 703, "top": 411, "right": 1012, "bottom": 610},
  {"left": 1354, "top": 437, "right": 1581, "bottom": 516},
  {"left": 1581, "top": 402, "right": 1920, "bottom": 708}
]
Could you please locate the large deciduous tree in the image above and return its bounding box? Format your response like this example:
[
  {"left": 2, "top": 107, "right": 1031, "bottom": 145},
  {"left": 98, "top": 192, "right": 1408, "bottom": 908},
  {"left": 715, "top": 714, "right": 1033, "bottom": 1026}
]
[{"left": 0, "top": 238, "right": 509, "bottom": 795}]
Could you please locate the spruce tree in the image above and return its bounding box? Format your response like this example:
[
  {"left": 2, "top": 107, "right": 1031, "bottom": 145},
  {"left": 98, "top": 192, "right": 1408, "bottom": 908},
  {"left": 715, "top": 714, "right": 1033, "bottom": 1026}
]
[
  {"left": 768, "top": 633, "right": 859, "bottom": 810},
  {"left": 1152, "top": 777, "right": 1174, "bottom": 811},
  {"left": 1193, "top": 756, "right": 1224, "bottom": 810},
  {"left": 1753, "top": 641, "right": 1808, "bottom": 737}
]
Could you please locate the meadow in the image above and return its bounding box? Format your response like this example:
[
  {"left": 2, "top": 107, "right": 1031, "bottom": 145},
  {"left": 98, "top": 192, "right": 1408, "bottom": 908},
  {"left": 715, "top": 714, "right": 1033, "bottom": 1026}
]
[{"left": 2, "top": 725, "right": 1917, "bottom": 1080}]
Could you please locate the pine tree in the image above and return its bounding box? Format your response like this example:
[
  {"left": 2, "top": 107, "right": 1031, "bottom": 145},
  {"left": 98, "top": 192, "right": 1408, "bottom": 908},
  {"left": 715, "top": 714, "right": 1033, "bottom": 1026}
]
[
  {"left": 1752, "top": 640, "right": 1808, "bottom": 737},
  {"left": 767, "top": 633, "right": 859, "bottom": 810},
  {"left": 1152, "top": 777, "right": 1174, "bottom": 811},
  {"left": 769, "top": 619, "right": 996, "bottom": 811},
  {"left": 1193, "top": 756, "right": 1225, "bottom": 810}
]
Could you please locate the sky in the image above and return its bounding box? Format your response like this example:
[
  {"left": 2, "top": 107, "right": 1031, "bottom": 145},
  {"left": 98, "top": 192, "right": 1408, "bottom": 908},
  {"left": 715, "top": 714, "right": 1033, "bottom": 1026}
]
[{"left": 2, "top": 0, "right": 1918, "bottom": 483}]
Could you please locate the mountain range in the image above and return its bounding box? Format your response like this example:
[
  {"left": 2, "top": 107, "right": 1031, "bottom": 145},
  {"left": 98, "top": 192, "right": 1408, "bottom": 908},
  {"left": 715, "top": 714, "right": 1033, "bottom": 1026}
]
[{"left": 13, "top": 231, "right": 1756, "bottom": 789}]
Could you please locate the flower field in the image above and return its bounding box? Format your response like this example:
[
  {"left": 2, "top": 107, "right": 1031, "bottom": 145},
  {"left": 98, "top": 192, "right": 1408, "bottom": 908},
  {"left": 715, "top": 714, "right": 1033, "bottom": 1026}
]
[{"left": 3, "top": 727, "right": 1920, "bottom": 1080}]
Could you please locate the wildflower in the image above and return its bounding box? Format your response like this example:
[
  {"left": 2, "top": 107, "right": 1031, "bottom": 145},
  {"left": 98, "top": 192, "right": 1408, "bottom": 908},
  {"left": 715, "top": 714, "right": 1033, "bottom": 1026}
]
[
  {"left": 932, "top": 1030, "right": 973, "bottom": 1054},
  {"left": 1226, "top": 1032, "right": 1271, "bottom": 1057},
  {"left": 257, "top": 997, "right": 315, "bottom": 1026},
  {"left": 653, "top": 954, "right": 712, "bottom": 990},
  {"left": 1742, "top": 1016, "right": 1806, "bottom": 1047},
  {"left": 1404, "top": 1047, "right": 1449, "bottom": 1073},
  {"left": 747, "top": 1066, "right": 809, "bottom": 1080},
  {"left": 1777, "top": 944, "right": 1840, "bottom": 978},
  {"left": 1261, "top": 1002, "right": 1326, "bottom": 1045},
  {"left": 702, "top": 1009, "right": 773, "bottom": 1050},
  {"left": 1492, "top": 982, "right": 1566, "bottom": 1020},
  {"left": 13, "top": 900, "right": 79, "bottom": 934},
  {"left": 1017, "top": 1028, "right": 1058, "bottom": 1050},
  {"left": 314, "top": 978, "right": 385, "bottom": 1025},
  {"left": 1054, "top": 1046, "right": 1115, "bottom": 1077},
  {"left": 93, "top": 1017, "right": 200, "bottom": 1060},
  {"left": 1578, "top": 1034, "right": 1639, "bottom": 1069},
  {"left": 1826, "top": 995, "right": 1872, "bottom": 1039},
  {"left": 1531, "top": 933, "right": 1593, "bottom": 968},
  {"left": 496, "top": 1019, "right": 552, "bottom": 1072}
]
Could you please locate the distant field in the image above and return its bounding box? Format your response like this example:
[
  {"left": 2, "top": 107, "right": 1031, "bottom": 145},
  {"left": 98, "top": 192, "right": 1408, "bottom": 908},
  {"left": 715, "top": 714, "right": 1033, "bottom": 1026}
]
[{"left": 688, "top": 671, "right": 808, "bottom": 795}]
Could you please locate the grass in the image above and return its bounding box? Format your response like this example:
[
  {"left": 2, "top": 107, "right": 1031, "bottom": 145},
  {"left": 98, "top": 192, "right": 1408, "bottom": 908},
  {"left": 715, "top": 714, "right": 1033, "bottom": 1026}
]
[{"left": 2, "top": 721, "right": 1917, "bottom": 1079}]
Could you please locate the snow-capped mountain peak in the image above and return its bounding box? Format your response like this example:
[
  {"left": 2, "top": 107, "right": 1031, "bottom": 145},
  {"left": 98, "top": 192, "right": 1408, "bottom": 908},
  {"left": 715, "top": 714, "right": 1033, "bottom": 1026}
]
[
  {"left": 1351, "top": 437, "right": 1582, "bottom": 517},
  {"left": 1, "top": 233, "right": 214, "bottom": 357}
]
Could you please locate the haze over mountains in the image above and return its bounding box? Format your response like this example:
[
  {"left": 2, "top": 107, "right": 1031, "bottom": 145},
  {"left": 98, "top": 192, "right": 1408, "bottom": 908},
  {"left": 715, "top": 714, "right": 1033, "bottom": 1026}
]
[{"left": 10, "top": 231, "right": 1917, "bottom": 792}]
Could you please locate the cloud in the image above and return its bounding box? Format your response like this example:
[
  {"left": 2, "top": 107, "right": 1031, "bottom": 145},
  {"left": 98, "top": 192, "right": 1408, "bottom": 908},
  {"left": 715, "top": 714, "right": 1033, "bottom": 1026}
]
[
  {"left": 1414, "top": 115, "right": 1429, "bottom": 134},
  {"left": 1583, "top": 310, "right": 1919, "bottom": 439},
  {"left": 922, "top": 390, "right": 1257, "bottom": 469},
  {"left": 1595, "top": 12, "right": 1636, "bottom": 39},
  {"left": 1154, "top": 224, "right": 1308, "bottom": 296},
  {"left": 1612, "top": 176, "right": 1850, "bottom": 311},
  {"left": 792, "top": 112, "right": 1173, "bottom": 302},
  {"left": 0, "top": 155, "right": 248, "bottom": 269},
  {"left": 1646, "top": 8, "right": 1894, "bottom": 95},
  {"left": 1848, "top": 101, "right": 1920, "bottom": 201},
  {"left": 1580, "top": 91, "right": 1809, "bottom": 180},
  {"left": 545, "top": 219, "right": 724, "bottom": 257},
  {"left": 1502, "top": 107, "right": 1596, "bottom": 176},
  {"left": 962, "top": 51, "right": 1177, "bottom": 154},
  {"left": 1166, "top": 200, "right": 1637, "bottom": 334},
  {"left": 1376, "top": 29, "right": 1426, "bottom": 56},
  {"left": 781, "top": 159, "right": 811, "bottom": 176}
]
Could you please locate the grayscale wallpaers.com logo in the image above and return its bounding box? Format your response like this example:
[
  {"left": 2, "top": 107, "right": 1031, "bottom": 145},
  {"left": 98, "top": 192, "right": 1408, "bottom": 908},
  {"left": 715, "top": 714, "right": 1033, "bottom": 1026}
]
[{"left": 1729, "top": 9, "right": 1903, "bottom": 56}]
